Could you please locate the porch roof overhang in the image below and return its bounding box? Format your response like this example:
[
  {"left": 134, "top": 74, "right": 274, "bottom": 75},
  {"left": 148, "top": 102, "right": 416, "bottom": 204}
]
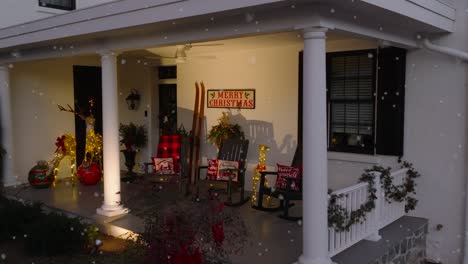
[{"left": 0, "top": 0, "right": 455, "bottom": 64}]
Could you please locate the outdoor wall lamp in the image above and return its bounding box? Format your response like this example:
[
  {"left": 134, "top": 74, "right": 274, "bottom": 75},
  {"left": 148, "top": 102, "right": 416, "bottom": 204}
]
[{"left": 126, "top": 89, "right": 141, "bottom": 110}]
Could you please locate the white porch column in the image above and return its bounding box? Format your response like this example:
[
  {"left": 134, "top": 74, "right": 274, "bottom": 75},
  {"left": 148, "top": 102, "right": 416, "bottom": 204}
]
[
  {"left": 96, "top": 51, "right": 128, "bottom": 217},
  {"left": 0, "top": 65, "right": 17, "bottom": 187},
  {"left": 298, "top": 28, "right": 332, "bottom": 264}
]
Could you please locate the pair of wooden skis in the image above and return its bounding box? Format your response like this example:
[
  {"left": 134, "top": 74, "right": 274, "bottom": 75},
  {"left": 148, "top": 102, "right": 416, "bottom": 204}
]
[{"left": 186, "top": 82, "right": 205, "bottom": 195}]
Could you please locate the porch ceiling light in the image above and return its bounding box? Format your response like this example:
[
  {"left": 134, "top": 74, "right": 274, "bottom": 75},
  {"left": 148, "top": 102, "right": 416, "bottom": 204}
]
[{"left": 125, "top": 89, "right": 141, "bottom": 110}]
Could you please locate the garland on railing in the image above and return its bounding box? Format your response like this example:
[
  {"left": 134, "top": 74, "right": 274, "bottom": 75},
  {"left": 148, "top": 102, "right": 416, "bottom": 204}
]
[
  {"left": 328, "top": 162, "right": 420, "bottom": 232},
  {"left": 381, "top": 161, "right": 420, "bottom": 213},
  {"left": 328, "top": 167, "right": 378, "bottom": 232}
]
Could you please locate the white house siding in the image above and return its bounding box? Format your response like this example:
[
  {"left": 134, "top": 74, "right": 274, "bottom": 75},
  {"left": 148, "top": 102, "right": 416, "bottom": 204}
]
[
  {"left": 404, "top": 0, "right": 468, "bottom": 262},
  {"left": 0, "top": 0, "right": 116, "bottom": 29}
]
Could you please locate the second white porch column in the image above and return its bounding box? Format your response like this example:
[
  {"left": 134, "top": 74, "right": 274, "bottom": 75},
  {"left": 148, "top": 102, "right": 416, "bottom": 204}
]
[
  {"left": 0, "top": 65, "right": 16, "bottom": 187},
  {"left": 298, "top": 28, "right": 332, "bottom": 264},
  {"left": 96, "top": 51, "right": 127, "bottom": 217}
]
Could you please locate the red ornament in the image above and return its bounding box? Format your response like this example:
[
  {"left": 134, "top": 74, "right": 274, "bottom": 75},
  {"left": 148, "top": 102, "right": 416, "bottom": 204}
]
[
  {"left": 28, "top": 163, "right": 54, "bottom": 189},
  {"left": 77, "top": 162, "right": 102, "bottom": 185}
]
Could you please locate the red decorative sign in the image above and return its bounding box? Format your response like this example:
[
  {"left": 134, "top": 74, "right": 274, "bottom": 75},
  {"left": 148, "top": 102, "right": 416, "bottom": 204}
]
[{"left": 207, "top": 89, "right": 255, "bottom": 109}]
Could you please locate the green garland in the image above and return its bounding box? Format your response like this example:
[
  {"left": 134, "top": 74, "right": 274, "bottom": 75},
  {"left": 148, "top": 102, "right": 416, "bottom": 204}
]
[
  {"left": 328, "top": 161, "right": 420, "bottom": 232},
  {"left": 380, "top": 161, "right": 420, "bottom": 213}
]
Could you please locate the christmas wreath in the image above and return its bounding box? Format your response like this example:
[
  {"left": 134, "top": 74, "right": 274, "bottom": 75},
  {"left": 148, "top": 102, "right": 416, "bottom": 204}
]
[{"left": 207, "top": 112, "right": 244, "bottom": 148}]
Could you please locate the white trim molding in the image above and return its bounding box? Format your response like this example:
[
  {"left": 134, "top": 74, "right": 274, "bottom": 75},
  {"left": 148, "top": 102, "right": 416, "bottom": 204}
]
[
  {"left": 407, "top": 0, "right": 455, "bottom": 19},
  {"left": 328, "top": 152, "right": 399, "bottom": 165},
  {"left": 35, "top": 6, "right": 69, "bottom": 15}
]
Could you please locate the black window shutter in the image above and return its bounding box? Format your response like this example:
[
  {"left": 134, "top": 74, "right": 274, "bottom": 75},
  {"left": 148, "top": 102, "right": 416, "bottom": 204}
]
[{"left": 376, "top": 47, "right": 406, "bottom": 156}]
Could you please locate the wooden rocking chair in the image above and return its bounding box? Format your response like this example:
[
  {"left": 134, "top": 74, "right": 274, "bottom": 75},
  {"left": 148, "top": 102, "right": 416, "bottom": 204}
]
[
  {"left": 144, "top": 134, "right": 190, "bottom": 191},
  {"left": 196, "top": 138, "right": 250, "bottom": 206},
  {"left": 252, "top": 146, "right": 302, "bottom": 221}
]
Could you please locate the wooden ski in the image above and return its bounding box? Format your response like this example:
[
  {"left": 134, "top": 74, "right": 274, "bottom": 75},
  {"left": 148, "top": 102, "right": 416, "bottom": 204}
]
[
  {"left": 187, "top": 82, "right": 200, "bottom": 186},
  {"left": 193, "top": 82, "right": 205, "bottom": 186}
]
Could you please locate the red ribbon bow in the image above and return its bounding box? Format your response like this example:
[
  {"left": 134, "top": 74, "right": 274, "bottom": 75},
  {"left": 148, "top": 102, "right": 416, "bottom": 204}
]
[{"left": 55, "top": 135, "right": 66, "bottom": 153}]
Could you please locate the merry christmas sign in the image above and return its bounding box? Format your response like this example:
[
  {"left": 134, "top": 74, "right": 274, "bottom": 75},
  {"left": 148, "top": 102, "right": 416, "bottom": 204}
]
[{"left": 207, "top": 89, "right": 255, "bottom": 109}]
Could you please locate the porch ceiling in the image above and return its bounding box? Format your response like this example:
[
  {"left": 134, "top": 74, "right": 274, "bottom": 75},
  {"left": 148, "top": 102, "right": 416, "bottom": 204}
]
[
  {"left": 144, "top": 31, "right": 355, "bottom": 59},
  {"left": 0, "top": 0, "right": 455, "bottom": 64}
]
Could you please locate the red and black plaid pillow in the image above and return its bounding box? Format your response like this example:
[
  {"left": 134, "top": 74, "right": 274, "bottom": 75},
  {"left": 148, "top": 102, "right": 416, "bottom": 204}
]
[{"left": 156, "top": 135, "right": 181, "bottom": 173}]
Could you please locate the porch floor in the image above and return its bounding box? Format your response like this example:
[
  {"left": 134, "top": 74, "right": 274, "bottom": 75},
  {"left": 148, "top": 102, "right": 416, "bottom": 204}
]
[{"left": 3, "top": 178, "right": 427, "bottom": 264}]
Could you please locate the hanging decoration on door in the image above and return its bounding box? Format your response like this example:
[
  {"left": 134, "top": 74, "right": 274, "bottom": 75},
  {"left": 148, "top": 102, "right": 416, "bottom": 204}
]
[{"left": 207, "top": 89, "right": 255, "bottom": 109}]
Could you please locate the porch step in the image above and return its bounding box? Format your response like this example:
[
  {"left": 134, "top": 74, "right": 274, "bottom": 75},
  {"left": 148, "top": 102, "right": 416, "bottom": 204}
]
[
  {"left": 332, "top": 216, "right": 428, "bottom": 264},
  {"left": 92, "top": 213, "right": 145, "bottom": 239}
]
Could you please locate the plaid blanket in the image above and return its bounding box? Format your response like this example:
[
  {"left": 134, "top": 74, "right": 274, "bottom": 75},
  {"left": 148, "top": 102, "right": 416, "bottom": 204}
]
[{"left": 156, "top": 135, "right": 182, "bottom": 173}]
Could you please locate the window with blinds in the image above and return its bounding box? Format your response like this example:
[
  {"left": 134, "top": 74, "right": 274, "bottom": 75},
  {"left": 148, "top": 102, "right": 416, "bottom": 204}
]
[
  {"left": 38, "top": 0, "right": 76, "bottom": 11},
  {"left": 327, "top": 50, "right": 376, "bottom": 154}
]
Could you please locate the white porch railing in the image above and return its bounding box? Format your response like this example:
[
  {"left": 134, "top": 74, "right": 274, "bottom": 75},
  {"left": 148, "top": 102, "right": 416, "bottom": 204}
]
[{"left": 328, "top": 168, "right": 408, "bottom": 257}]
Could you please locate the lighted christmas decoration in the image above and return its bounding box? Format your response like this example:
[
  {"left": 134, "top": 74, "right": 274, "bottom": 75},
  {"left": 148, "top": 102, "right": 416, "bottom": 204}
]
[
  {"left": 85, "top": 129, "right": 103, "bottom": 163},
  {"left": 251, "top": 144, "right": 270, "bottom": 205},
  {"left": 49, "top": 133, "right": 77, "bottom": 183},
  {"left": 57, "top": 99, "right": 103, "bottom": 163}
]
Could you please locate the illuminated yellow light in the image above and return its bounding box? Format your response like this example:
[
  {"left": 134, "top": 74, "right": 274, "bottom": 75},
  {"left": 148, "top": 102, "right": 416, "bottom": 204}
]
[
  {"left": 252, "top": 144, "right": 270, "bottom": 205},
  {"left": 49, "top": 133, "right": 77, "bottom": 184},
  {"left": 85, "top": 129, "right": 103, "bottom": 162}
]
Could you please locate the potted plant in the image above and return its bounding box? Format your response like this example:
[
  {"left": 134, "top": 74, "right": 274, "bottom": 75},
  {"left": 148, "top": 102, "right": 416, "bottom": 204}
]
[
  {"left": 119, "top": 122, "right": 148, "bottom": 177},
  {"left": 207, "top": 112, "right": 244, "bottom": 148}
]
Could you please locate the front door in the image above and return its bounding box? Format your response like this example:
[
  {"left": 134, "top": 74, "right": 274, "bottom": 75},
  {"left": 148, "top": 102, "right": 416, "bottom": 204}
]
[
  {"left": 159, "top": 84, "right": 177, "bottom": 135},
  {"left": 73, "top": 66, "right": 103, "bottom": 166}
]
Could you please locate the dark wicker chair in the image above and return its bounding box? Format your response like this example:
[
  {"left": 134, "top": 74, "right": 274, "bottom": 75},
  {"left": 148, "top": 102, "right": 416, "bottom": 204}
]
[
  {"left": 196, "top": 138, "right": 250, "bottom": 206},
  {"left": 252, "top": 146, "right": 302, "bottom": 221}
]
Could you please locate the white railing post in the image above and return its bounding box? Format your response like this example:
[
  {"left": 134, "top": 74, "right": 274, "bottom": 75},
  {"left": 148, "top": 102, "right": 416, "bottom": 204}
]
[{"left": 365, "top": 172, "right": 382, "bottom": 241}]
